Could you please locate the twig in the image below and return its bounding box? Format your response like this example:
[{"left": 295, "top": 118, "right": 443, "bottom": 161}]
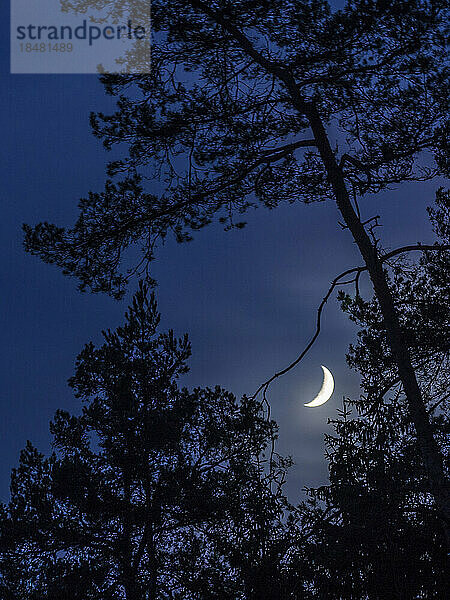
[
  {"left": 251, "top": 265, "right": 361, "bottom": 400},
  {"left": 251, "top": 243, "right": 450, "bottom": 402},
  {"left": 428, "top": 389, "right": 450, "bottom": 415}
]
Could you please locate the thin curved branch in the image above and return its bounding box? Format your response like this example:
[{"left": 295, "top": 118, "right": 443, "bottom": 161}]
[
  {"left": 251, "top": 265, "right": 359, "bottom": 400},
  {"left": 428, "top": 390, "right": 450, "bottom": 415},
  {"left": 381, "top": 244, "right": 450, "bottom": 262},
  {"left": 251, "top": 243, "right": 450, "bottom": 401}
]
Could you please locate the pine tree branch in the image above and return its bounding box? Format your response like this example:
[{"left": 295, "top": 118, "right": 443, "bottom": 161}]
[{"left": 251, "top": 243, "right": 450, "bottom": 401}]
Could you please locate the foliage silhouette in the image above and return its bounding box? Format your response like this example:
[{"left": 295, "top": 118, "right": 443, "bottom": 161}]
[
  {"left": 289, "top": 191, "right": 449, "bottom": 598},
  {"left": 0, "top": 284, "right": 292, "bottom": 599},
  {"left": 23, "top": 1, "right": 449, "bottom": 546}
]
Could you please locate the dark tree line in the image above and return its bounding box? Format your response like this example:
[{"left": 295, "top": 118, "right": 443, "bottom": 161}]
[{"left": 2, "top": 0, "right": 449, "bottom": 597}]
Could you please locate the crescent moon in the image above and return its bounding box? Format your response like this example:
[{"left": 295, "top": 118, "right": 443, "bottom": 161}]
[{"left": 304, "top": 365, "right": 334, "bottom": 408}]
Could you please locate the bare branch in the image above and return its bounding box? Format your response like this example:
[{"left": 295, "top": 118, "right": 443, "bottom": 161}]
[
  {"left": 252, "top": 243, "right": 450, "bottom": 401},
  {"left": 428, "top": 390, "right": 450, "bottom": 415},
  {"left": 251, "top": 265, "right": 360, "bottom": 400}
]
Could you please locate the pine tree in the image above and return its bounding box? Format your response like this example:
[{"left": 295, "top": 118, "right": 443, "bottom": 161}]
[
  {"left": 289, "top": 191, "right": 450, "bottom": 598},
  {"left": 0, "top": 283, "right": 291, "bottom": 599}
]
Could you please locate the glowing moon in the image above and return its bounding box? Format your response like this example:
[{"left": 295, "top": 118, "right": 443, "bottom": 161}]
[{"left": 304, "top": 365, "right": 334, "bottom": 408}]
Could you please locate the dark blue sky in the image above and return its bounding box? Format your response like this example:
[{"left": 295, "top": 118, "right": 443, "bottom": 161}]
[{"left": 1, "top": 2, "right": 438, "bottom": 501}]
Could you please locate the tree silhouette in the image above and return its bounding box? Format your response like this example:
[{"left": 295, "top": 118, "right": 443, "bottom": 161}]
[
  {"left": 288, "top": 191, "right": 449, "bottom": 598},
  {"left": 293, "top": 398, "right": 448, "bottom": 599},
  {"left": 0, "top": 284, "right": 291, "bottom": 599},
  {"left": 23, "top": 1, "right": 449, "bottom": 543}
]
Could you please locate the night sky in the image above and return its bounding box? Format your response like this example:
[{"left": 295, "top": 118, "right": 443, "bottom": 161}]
[{"left": 1, "top": 1, "right": 438, "bottom": 502}]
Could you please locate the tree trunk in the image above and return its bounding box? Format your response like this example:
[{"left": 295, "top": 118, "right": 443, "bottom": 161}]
[
  {"left": 304, "top": 102, "right": 450, "bottom": 547},
  {"left": 123, "top": 572, "right": 144, "bottom": 600}
]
